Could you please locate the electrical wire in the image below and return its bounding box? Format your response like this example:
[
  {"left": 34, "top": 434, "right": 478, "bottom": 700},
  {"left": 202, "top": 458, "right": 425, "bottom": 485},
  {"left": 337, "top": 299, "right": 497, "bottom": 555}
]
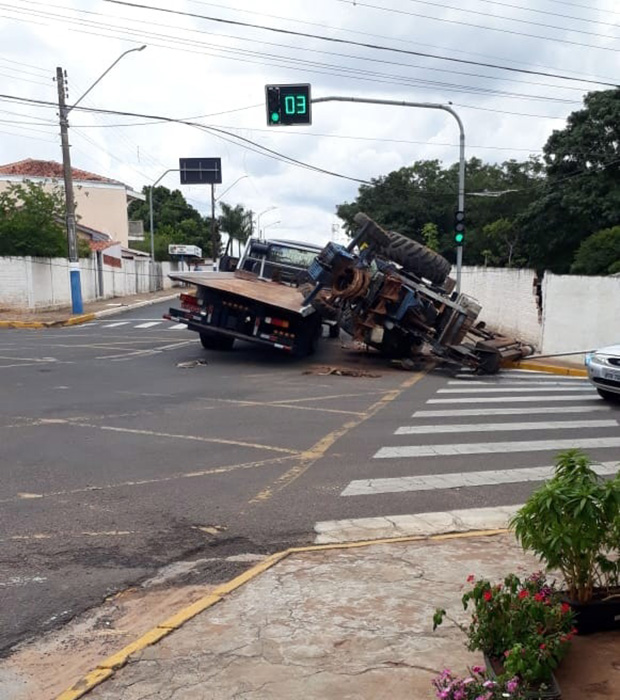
[
  {"left": 0, "top": 0, "right": 597, "bottom": 102},
  {"left": 103, "top": 0, "right": 620, "bottom": 87}
]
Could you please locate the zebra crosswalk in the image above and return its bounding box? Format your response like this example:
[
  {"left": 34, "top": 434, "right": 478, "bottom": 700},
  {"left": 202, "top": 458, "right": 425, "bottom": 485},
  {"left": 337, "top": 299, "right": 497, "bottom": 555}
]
[{"left": 314, "top": 369, "right": 620, "bottom": 543}]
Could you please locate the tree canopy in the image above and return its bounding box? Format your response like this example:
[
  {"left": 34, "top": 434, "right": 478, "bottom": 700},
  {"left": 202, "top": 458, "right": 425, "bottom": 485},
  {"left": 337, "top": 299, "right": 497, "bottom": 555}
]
[
  {"left": 0, "top": 181, "right": 67, "bottom": 257},
  {"left": 336, "top": 89, "right": 620, "bottom": 275},
  {"left": 128, "top": 185, "right": 219, "bottom": 260}
]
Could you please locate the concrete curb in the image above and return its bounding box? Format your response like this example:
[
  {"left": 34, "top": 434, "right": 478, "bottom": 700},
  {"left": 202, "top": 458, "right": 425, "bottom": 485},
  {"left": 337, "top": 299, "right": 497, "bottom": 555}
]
[
  {"left": 0, "top": 294, "right": 178, "bottom": 330},
  {"left": 503, "top": 359, "right": 587, "bottom": 378},
  {"left": 57, "top": 527, "right": 509, "bottom": 700}
]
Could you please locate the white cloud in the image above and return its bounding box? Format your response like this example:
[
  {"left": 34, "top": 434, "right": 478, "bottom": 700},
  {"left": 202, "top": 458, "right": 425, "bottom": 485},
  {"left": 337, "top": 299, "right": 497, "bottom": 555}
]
[{"left": 1, "top": 0, "right": 617, "bottom": 245}]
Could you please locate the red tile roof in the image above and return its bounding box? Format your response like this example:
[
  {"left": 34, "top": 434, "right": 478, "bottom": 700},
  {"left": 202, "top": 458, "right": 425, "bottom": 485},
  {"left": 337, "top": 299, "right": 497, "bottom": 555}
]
[{"left": 0, "top": 159, "right": 122, "bottom": 184}]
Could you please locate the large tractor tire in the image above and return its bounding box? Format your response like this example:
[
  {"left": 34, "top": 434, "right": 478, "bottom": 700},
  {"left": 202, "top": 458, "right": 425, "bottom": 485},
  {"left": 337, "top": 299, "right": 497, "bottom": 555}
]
[{"left": 379, "top": 230, "right": 451, "bottom": 286}]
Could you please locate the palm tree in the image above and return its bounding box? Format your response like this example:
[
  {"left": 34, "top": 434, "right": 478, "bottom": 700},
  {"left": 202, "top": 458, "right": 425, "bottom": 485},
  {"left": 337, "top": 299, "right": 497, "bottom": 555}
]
[{"left": 218, "top": 202, "right": 253, "bottom": 255}]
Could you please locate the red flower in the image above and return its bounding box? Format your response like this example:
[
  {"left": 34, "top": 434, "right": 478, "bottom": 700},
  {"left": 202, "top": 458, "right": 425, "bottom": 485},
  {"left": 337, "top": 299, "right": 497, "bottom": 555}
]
[
  {"left": 467, "top": 574, "right": 475, "bottom": 583},
  {"left": 518, "top": 590, "right": 529, "bottom": 599},
  {"left": 483, "top": 591, "right": 492, "bottom": 602},
  {"left": 571, "top": 627, "right": 578, "bottom": 635},
  {"left": 539, "top": 643, "right": 547, "bottom": 650},
  {"left": 534, "top": 592, "right": 545, "bottom": 602},
  {"left": 561, "top": 603, "right": 571, "bottom": 614}
]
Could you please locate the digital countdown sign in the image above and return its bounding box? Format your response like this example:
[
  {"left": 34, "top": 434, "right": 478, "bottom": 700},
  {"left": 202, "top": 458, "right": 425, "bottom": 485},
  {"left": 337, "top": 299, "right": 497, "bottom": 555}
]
[{"left": 265, "top": 84, "right": 312, "bottom": 126}]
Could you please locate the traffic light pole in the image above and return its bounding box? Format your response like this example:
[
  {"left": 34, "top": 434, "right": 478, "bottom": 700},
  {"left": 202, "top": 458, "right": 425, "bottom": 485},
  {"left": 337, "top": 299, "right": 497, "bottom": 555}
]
[{"left": 312, "top": 96, "right": 465, "bottom": 293}]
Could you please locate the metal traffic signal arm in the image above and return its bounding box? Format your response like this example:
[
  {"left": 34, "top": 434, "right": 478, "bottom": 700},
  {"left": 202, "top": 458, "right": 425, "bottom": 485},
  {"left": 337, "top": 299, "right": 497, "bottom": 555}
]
[{"left": 311, "top": 95, "right": 466, "bottom": 294}]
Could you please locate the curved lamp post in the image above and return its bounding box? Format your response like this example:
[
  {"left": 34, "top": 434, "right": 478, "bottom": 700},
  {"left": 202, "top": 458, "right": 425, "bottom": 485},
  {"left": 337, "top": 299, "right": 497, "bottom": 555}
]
[{"left": 57, "top": 45, "right": 146, "bottom": 314}]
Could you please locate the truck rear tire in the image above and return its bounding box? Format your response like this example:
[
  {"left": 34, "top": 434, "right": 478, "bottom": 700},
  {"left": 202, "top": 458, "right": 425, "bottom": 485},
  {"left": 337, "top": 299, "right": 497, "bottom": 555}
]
[
  {"left": 379, "top": 230, "right": 451, "bottom": 286},
  {"left": 200, "top": 332, "right": 235, "bottom": 351}
]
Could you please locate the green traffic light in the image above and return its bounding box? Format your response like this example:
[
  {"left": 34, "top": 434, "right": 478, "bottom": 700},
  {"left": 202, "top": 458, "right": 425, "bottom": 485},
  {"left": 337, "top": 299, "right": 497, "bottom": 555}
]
[
  {"left": 270, "top": 112, "right": 280, "bottom": 123},
  {"left": 455, "top": 232, "right": 464, "bottom": 244}
]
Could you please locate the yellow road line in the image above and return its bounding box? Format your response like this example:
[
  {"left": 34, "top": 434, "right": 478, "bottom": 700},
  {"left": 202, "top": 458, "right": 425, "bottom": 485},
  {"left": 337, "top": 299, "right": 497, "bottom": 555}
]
[
  {"left": 249, "top": 372, "right": 426, "bottom": 504},
  {"left": 57, "top": 527, "right": 508, "bottom": 700}
]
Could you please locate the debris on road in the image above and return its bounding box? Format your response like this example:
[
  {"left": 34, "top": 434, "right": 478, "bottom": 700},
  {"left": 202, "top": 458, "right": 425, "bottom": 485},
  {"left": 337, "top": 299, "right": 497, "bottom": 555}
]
[
  {"left": 176, "top": 359, "right": 208, "bottom": 369},
  {"left": 302, "top": 365, "right": 382, "bottom": 377}
]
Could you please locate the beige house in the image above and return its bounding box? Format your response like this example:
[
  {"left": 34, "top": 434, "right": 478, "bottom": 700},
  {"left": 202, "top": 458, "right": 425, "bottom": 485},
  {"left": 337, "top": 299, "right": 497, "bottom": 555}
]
[{"left": 0, "top": 159, "right": 145, "bottom": 249}]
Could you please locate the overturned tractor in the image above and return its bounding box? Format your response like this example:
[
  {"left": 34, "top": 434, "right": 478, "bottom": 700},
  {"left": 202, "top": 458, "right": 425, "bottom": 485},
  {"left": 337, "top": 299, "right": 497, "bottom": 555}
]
[{"left": 304, "top": 213, "right": 533, "bottom": 374}]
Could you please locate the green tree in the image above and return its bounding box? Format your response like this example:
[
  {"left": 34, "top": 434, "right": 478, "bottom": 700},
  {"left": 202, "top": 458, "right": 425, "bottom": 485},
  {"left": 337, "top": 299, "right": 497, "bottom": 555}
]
[
  {"left": 480, "top": 218, "right": 525, "bottom": 267},
  {"left": 336, "top": 157, "right": 543, "bottom": 267},
  {"left": 218, "top": 202, "right": 253, "bottom": 255},
  {"left": 129, "top": 186, "right": 216, "bottom": 257},
  {"left": 421, "top": 222, "right": 439, "bottom": 251},
  {"left": 519, "top": 89, "right": 620, "bottom": 272},
  {"left": 571, "top": 225, "right": 620, "bottom": 275},
  {"left": 0, "top": 181, "right": 67, "bottom": 257}
]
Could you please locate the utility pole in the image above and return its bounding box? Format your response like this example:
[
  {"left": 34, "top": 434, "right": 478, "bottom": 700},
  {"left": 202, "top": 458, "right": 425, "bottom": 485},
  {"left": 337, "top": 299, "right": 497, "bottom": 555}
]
[
  {"left": 56, "top": 67, "right": 83, "bottom": 314},
  {"left": 211, "top": 184, "right": 217, "bottom": 270}
]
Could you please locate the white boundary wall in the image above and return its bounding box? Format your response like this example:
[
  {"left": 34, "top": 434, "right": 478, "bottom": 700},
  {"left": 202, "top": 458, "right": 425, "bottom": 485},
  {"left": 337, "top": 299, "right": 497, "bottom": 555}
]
[
  {"left": 459, "top": 266, "right": 541, "bottom": 347},
  {"left": 0, "top": 256, "right": 179, "bottom": 311},
  {"left": 541, "top": 273, "right": 620, "bottom": 356}
]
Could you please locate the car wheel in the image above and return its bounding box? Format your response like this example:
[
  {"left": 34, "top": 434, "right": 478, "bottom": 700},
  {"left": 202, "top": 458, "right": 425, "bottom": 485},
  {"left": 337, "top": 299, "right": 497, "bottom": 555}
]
[{"left": 597, "top": 388, "right": 620, "bottom": 402}]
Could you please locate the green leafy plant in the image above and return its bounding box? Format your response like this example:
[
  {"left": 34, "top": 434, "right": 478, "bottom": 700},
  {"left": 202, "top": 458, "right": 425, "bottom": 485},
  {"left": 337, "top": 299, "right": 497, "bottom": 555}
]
[
  {"left": 434, "top": 573, "right": 575, "bottom": 685},
  {"left": 432, "top": 666, "right": 526, "bottom": 699},
  {"left": 511, "top": 450, "right": 620, "bottom": 603}
]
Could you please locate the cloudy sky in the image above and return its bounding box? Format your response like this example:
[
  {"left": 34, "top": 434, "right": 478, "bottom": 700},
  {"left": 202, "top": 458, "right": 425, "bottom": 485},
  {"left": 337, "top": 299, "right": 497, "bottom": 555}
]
[{"left": 0, "top": 0, "right": 618, "bottom": 245}]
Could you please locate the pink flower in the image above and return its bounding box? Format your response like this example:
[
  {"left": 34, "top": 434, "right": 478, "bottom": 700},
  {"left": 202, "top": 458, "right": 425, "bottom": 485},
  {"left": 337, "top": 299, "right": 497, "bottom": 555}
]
[
  {"left": 471, "top": 665, "right": 485, "bottom": 674},
  {"left": 506, "top": 678, "right": 520, "bottom": 693}
]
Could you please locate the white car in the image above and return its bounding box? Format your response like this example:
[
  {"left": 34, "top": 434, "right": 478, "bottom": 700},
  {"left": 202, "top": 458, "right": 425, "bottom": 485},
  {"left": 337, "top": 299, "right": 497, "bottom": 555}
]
[{"left": 586, "top": 344, "right": 620, "bottom": 402}]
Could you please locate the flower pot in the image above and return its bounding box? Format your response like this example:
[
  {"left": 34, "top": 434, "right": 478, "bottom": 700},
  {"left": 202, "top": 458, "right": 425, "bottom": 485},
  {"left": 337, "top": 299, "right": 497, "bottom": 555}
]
[
  {"left": 484, "top": 654, "right": 562, "bottom": 700},
  {"left": 564, "top": 589, "right": 620, "bottom": 635}
]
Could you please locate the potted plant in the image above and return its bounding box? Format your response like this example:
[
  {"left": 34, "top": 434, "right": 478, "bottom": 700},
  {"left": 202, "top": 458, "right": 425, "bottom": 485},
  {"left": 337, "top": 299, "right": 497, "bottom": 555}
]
[
  {"left": 431, "top": 666, "right": 527, "bottom": 699},
  {"left": 433, "top": 573, "right": 575, "bottom": 698},
  {"left": 511, "top": 449, "right": 620, "bottom": 634}
]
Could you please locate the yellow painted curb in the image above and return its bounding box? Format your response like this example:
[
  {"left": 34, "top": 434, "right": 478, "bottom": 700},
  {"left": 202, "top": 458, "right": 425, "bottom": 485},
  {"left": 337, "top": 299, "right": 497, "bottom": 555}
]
[
  {"left": 62, "top": 313, "right": 97, "bottom": 327},
  {"left": 57, "top": 669, "right": 114, "bottom": 700},
  {"left": 0, "top": 313, "right": 96, "bottom": 329},
  {"left": 503, "top": 360, "right": 587, "bottom": 377},
  {"left": 57, "top": 527, "right": 509, "bottom": 699}
]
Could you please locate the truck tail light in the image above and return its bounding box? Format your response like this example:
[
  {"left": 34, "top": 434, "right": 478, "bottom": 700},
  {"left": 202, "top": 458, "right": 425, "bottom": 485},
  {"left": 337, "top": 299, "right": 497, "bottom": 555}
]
[
  {"left": 265, "top": 316, "right": 290, "bottom": 329},
  {"left": 180, "top": 293, "right": 200, "bottom": 310}
]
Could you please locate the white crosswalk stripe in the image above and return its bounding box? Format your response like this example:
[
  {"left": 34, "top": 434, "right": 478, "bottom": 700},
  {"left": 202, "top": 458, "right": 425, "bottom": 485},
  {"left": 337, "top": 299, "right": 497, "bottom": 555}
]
[
  {"left": 342, "top": 461, "right": 619, "bottom": 497},
  {"left": 374, "top": 437, "right": 620, "bottom": 459},
  {"left": 134, "top": 322, "right": 162, "bottom": 329},
  {"left": 428, "top": 394, "right": 600, "bottom": 403},
  {"left": 102, "top": 321, "right": 130, "bottom": 328},
  {"left": 437, "top": 385, "right": 593, "bottom": 393},
  {"left": 394, "top": 419, "right": 617, "bottom": 435},
  {"left": 413, "top": 405, "right": 610, "bottom": 417},
  {"left": 447, "top": 379, "right": 585, "bottom": 386},
  {"left": 167, "top": 323, "right": 188, "bottom": 330}
]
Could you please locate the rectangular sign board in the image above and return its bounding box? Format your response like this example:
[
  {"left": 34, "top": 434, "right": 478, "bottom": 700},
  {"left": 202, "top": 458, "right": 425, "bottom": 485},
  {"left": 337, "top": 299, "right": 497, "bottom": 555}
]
[
  {"left": 266, "top": 84, "right": 312, "bottom": 126},
  {"left": 179, "top": 157, "right": 222, "bottom": 185},
  {"left": 169, "top": 244, "right": 202, "bottom": 257}
]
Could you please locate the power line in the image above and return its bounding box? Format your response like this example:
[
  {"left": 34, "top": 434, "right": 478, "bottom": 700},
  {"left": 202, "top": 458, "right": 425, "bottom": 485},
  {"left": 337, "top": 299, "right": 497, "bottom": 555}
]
[
  {"left": 397, "top": 0, "right": 620, "bottom": 37},
  {"left": 0, "top": 92, "right": 371, "bottom": 185},
  {"left": 2, "top": 0, "right": 598, "bottom": 100},
  {"left": 335, "top": 0, "right": 620, "bottom": 51},
  {"left": 103, "top": 0, "right": 619, "bottom": 88}
]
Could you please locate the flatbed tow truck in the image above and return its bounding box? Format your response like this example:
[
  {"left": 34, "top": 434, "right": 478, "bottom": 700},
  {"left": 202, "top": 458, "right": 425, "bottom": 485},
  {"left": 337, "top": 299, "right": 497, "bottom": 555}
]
[{"left": 164, "top": 238, "right": 325, "bottom": 356}]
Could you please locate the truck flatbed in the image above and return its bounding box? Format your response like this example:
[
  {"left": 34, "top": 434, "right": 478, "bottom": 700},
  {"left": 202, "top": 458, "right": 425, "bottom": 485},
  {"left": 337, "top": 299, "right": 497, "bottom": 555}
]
[{"left": 168, "top": 270, "right": 312, "bottom": 316}]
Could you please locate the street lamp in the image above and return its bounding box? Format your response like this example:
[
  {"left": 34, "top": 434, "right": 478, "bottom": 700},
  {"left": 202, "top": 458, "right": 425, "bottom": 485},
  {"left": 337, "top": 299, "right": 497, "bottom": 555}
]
[
  {"left": 57, "top": 45, "right": 146, "bottom": 314},
  {"left": 261, "top": 220, "right": 281, "bottom": 237},
  {"left": 215, "top": 175, "right": 248, "bottom": 202},
  {"left": 257, "top": 206, "right": 278, "bottom": 241}
]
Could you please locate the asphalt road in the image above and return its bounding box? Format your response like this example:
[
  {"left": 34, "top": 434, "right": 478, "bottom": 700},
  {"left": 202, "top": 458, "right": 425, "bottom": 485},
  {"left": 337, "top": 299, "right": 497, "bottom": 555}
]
[{"left": 1, "top": 300, "right": 618, "bottom": 654}]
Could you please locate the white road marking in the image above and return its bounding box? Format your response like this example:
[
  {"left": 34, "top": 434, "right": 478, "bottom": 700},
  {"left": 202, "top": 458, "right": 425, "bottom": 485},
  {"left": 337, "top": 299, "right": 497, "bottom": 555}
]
[
  {"left": 413, "top": 406, "right": 610, "bottom": 418},
  {"left": 314, "top": 505, "right": 520, "bottom": 544},
  {"left": 438, "top": 386, "right": 593, "bottom": 393},
  {"left": 394, "top": 419, "right": 617, "bottom": 435},
  {"left": 447, "top": 380, "right": 585, "bottom": 386},
  {"left": 374, "top": 437, "right": 620, "bottom": 459},
  {"left": 428, "top": 395, "right": 601, "bottom": 404},
  {"left": 342, "top": 461, "right": 618, "bottom": 496},
  {"left": 167, "top": 323, "right": 187, "bottom": 330},
  {"left": 454, "top": 372, "right": 582, "bottom": 380},
  {"left": 102, "top": 321, "right": 130, "bottom": 328},
  {"left": 134, "top": 321, "right": 162, "bottom": 329}
]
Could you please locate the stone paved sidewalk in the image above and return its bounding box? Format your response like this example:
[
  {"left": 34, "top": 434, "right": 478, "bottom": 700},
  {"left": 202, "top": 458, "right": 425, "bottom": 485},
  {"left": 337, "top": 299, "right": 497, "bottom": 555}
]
[{"left": 64, "top": 533, "right": 619, "bottom": 700}]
